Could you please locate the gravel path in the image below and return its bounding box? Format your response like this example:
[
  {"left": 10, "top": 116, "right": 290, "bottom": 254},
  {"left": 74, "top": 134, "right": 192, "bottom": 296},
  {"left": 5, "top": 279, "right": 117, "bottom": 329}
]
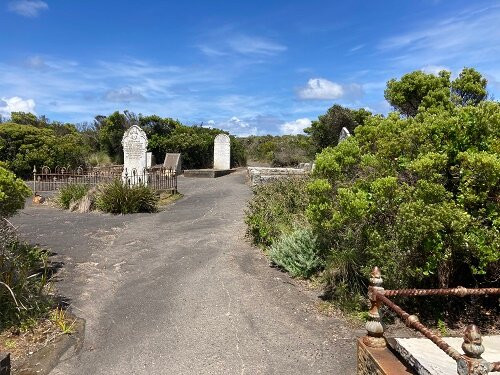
[{"left": 12, "top": 170, "right": 363, "bottom": 374}]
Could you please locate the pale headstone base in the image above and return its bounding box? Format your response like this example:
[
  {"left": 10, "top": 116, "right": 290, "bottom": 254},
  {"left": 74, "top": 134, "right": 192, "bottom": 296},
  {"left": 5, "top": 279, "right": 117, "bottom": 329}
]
[{"left": 183, "top": 169, "right": 234, "bottom": 178}]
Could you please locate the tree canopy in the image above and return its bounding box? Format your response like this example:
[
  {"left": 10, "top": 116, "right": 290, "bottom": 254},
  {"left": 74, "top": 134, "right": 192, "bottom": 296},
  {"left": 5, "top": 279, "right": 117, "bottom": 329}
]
[
  {"left": 384, "top": 67, "right": 488, "bottom": 117},
  {"left": 305, "top": 105, "right": 371, "bottom": 152}
]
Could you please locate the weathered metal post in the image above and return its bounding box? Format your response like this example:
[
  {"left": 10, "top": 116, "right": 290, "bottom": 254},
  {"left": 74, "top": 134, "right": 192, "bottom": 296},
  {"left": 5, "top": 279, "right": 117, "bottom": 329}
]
[
  {"left": 363, "top": 266, "right": 386, "bottom": 348},
  {"left": 457, "top": 325, "right": 491, "bottom": 375},
  {"left": 32, "top": 166, "right": 37, "bottom": 193}
]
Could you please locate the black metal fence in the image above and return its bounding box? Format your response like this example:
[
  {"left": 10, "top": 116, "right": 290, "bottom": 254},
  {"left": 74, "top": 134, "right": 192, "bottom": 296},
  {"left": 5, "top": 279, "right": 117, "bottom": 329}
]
[{"left": 32, "top": 166, "right": 177, "bottom": 193}]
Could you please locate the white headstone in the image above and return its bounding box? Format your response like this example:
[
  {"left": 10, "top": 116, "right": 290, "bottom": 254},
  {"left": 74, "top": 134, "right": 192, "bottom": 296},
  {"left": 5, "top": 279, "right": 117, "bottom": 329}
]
[
  {"left": 338, "top": 127, "right": 351, "bottom": 143},
  {"left": 122, "top": 125, "right": 148, "bottom": 185},
  {"left": 213, "top": 134, "right": 231, "bottom": 170},
  {"left": 146, "top": 152, "right": 153, "bottom": 168}
]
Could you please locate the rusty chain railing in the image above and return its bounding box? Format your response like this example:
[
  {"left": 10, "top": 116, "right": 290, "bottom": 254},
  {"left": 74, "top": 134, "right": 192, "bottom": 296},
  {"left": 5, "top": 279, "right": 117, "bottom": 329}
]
[{"left": 363, "top": 267, "right": 500, "bottom": 375}]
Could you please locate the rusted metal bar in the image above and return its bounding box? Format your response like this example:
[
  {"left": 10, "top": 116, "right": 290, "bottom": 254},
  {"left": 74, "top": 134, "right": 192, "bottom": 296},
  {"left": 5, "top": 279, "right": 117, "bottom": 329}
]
[
  {"left": 374, "top": 289, "right": 463, "bottom": 361},
  {"left": 367, "top": 267, "right": 499, "bottom": 374},
  {"left": 384, "top": 287, "right": 500, "bottom": 298}
]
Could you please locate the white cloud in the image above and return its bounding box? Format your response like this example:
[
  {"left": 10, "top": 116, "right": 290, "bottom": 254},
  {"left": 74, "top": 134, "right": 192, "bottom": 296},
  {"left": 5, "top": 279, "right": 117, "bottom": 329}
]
[
  {"left": 198, "top": 45, "right": 227, "bottom": 57},
  {"left": 228, "top": 35, "right": 287, "bottom": 56},
  {"left": 199, "top": 32, "right": 287, "bottom": 58},
  {"left": 421, "top": 65, "right": 450, "bottom": 75},
  {"left": 0, "top": 96, "right": 36, "bottom": 116},
  {"left": 8, "top": 0, "right": 48, "bottom": 17},
  {"left": 378, "top": 5, "right": 500, "bottom": 68},
  {"left": 298, "top": 78, "right": 343, "bottom": 100},
  {"left": 25, "top": 55, "right": 48, "bottom": 69},
  {"left": 207, "top": 116, "right": 259, "bottom": 136},
  {"left": 0, "top": 55, "right": 285, "bottom": 129},
  {"left": 298, "top": 78, "right": 363, "bottom": 101},
  {"left": 104, "top": 87, "right": 146, "bottom": 103},
  {"left": 280, "top": 118, "right": 311, "bottom": 135},
  {"left": 349, "top": 44, "right": 365, "bottom": 52}
]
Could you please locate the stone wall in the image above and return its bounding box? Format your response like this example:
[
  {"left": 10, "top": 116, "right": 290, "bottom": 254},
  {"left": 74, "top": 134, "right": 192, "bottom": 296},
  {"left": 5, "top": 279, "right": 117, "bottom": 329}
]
[{"left": 247, "top": 167, "right": 308, "bottom": 186}]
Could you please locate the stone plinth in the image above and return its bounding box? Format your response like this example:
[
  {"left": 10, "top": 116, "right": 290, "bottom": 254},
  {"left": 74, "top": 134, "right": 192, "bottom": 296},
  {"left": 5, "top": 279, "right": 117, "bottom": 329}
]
[
  {"left": 390, "top": 336, "right": 500, "bottom": 375},
  {"left": 183, "top": 169, "right": 234, "bottom": 178},
  {"left": 247, "top": 167, "right": 307, "bottom": 186},
  {"left": 357, "top": 338, "right": 414, "bottom": 375}
]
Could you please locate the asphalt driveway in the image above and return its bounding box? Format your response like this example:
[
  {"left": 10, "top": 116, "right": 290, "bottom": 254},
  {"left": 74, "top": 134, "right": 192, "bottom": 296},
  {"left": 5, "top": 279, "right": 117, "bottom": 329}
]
[{"left": 12, "top": 170, "right": 363, "bottom": 374}]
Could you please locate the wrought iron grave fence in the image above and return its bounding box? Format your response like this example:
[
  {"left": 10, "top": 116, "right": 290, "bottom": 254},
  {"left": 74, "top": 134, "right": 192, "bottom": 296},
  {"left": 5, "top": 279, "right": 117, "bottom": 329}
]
[{"left": 32, "top": 166, "right": 177, "bottom": 193}]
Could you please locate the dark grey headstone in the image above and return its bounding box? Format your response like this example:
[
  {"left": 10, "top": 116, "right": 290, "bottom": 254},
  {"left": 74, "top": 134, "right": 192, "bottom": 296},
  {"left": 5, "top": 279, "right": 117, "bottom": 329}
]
[{"left": 163, "top": 153, "right": 182, "bottom": 172}]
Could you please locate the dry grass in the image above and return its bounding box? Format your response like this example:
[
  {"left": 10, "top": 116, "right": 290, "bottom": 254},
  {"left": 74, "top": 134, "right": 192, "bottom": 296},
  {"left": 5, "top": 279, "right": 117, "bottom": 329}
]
[{"left": 0, "top": 308, "right": 75, "bottom": 364}]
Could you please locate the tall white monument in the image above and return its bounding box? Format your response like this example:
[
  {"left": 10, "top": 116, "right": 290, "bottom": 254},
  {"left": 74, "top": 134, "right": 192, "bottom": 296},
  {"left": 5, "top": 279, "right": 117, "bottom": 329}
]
[
  {"left": 122, "top": 125, "right": 148, "bottom": 185},
  {"left": 213, "top": 134, "right": 231, "bottom": 170}
]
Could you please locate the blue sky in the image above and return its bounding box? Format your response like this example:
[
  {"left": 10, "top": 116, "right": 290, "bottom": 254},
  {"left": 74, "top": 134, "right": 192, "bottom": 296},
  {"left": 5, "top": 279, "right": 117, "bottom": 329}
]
[{"left": 1, "top": 0, "right": 499, "bottom": 136}]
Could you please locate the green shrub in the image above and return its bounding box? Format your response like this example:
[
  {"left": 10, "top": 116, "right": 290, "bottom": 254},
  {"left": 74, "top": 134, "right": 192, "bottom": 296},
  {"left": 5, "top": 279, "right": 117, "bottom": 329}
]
[
  {"left": 308, "top": 101, "right": 500, "bottom": 307},
  {"left": 240, "top": 135, "right": 314, "bottom": 166},
  {"left": 246, "top": 177, "right": 310, "bottom": 247},
  {"left": 0, "top": 221, "right": 51, "bottom": 330},
  {"left": 269, "top": 228, "right": 322, "bottom": 278},
  {"left": 96, "top": 180, "right": 158, "bottom": 214},
  {"left": 57, "top": 184, "right": 89, "bottom": 209},
  {"left": 0, "top": 166, "right": 31, "bottom": 217},
  {"left": 0, "top": 122, "right": 89, "bottom": 179}
]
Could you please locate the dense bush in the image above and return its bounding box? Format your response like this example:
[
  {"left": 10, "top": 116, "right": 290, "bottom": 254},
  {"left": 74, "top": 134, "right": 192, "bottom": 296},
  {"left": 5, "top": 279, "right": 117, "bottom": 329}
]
[
  {"left": 269, "top": 228, "right": 322, "bottom": 278},
  {"left": 96, "top": 180, "right": 158, "bottom": 214},
  {"left": 245, "top": 177, "right": 310, "bottom": 247},
  {"left": 240, "top": 135, "right": 314, "bottom": 166},
  {"left": 305, "top": 106, "right": 371, "bottom": 153},
  {"left": 57, "top": 184, "right": 89, "bottom": 209},
  {"left": 0, "top": 166, "right": 31, "bottom": 217},
  {"left": 245, "top": 68, "right": 498, "bottom": 317},
  {"left": 0, "top": 220, "right": 51, "bottom": 330},
  {"left": 308, "top": 101, "right": 499, "bottom": 303},
  {"left": 0, "top": 122, "right": 89, "bottom": 178}
]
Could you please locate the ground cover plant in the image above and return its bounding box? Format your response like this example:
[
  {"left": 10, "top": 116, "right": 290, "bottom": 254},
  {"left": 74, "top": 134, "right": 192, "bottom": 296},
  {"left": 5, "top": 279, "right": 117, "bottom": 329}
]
[{"left": 269, "top": 228, "right": 322, "bottom": 278}]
